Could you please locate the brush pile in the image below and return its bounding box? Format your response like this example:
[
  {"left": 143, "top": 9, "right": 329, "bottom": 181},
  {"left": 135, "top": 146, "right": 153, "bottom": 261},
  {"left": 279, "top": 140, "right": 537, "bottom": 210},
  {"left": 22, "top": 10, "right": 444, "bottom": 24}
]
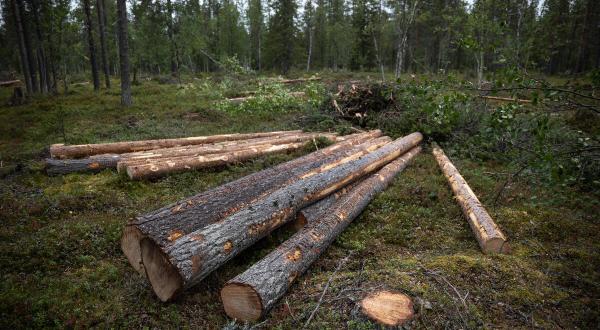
[
  {"left": 45, "top": 130, "right": 339, "bottom": 179},
  {"left": 121, "top": 129, "right": 423, "bottom": 320},
  {"left": 329, "top": 83, "right": 395, "bottom": 125}
]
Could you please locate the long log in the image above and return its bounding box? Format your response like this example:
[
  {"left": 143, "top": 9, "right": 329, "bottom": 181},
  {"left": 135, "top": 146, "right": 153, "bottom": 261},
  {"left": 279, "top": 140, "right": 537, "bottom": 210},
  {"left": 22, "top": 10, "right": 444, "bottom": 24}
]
[
  {"left": 228, "top": 92, "right": 305, "bottom": 105},
  {"left": 45, "top": 132, "right": 333, "bottom": 175},
  {"left": 49, "top": 130, "right": 302, "bottom": 159},
  {"left": 431, "top": 143, "right": 510, "bottom": 254},
  {"left": 221, "top": 147, "right": 422, "bottom": 320},
  {"left": 122, "top": 131, "right": 386, "bottom": 274},
  {"left": 480, "top": 95, "right": 532, "bottom": 104},
  {"left": 141, "top": 133, "right": 422, "bottom": 301}
]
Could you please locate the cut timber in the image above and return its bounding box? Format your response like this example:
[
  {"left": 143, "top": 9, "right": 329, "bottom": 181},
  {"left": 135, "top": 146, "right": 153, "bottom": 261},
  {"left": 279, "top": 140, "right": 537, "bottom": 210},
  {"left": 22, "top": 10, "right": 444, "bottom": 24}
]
[
  {"left": 45, "top": 154, "right": 121, "bottom": 175},
  {"left": 432, "top": 143, "right": 510, "bottom": 254},
  {"left": 122, "top": 131, "right": 385, "bottom": 274},
  {"left": 360, "top": 291, "right": 414, "bottom": 326},
  {"left": 294, "top": 183, "right": 357, "bottom": 229},
  {"left": 279, "top": 77, "right": 321, "bottom": 84},
  {"left": 480, "top": 95, "right": 532, "bottom": 104},
  {"left": 228, "top": 92, "right": 305, "bottom": 104},
  {"left": 49, "top": 130, "right": 302, "bottom": 159},
  {"left": 142, "top": 133, "right": 422, "bottom": 302},
  {"left": 0, "top": 80, "right": 22, "bottom": 87},
  {"left": 221, "top": 147, "right": 421, "bottom": 320}
]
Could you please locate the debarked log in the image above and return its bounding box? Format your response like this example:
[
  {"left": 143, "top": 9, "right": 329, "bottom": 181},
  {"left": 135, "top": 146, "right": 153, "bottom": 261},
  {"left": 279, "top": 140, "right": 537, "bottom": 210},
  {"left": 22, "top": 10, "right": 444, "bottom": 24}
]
[
  {"left": 140, "top": 133, "right": 422, "bottom": 301},
  {"left": 220, "top": 146, "right": 421, "bottom": 320},
  {"left": 122, "top": 131, "right": 385, "bottom": 274},
  {"left": 431, "top": 143, "right": 510, "bottom": 254}
]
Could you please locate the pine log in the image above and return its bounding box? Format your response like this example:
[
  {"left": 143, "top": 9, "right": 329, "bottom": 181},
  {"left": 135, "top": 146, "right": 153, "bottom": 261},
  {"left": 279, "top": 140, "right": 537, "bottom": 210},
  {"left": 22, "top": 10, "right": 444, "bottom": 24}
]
[
  {"left": 480, "top": 95, "right": 532, "bottom": 104},
  {"left": 0, "top": 80, "right": 22, "bottom": 87},
  {"left": 279, "top": 77, "right": 321, "bottom": 84},
  {"left": 45, "top": 132, "right": 328, "bottom": 175},
  {"left": 116, "top": 132, "right": 336, "bottom": 172},
  {"left": 293, "top": 183, "right": 358, "bottom": 230},
  {"left": 228, "top": 92, "right": 305, "bottom": 104},
  {"left": 221, "top": 146, "right": 421, "bottom": 320},
  {"left": 141, "top": 133, "right": 422, "bottom": 302},
  {"left": 360, "top": 291, "right": 414, "bottom": 326},
  {"left": 122, "top": 131, "right": 386, "bottom": 274},
  {"left": 49, "top": 130, "right": 302, "bottom": 159},
  {"left": 431, "top": 143, "right": 510, "bottom": 254}
]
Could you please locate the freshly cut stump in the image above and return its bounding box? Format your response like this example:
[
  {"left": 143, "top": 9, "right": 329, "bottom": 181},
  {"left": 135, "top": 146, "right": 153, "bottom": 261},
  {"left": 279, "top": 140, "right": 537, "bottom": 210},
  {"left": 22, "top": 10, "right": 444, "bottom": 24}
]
[
  {"left": 220, "top": 147, "right": 422, "bottom": 320},
  {"left": 432, "top": 143, "right": 510, "bottom": 254},
  {"left": 50, "top": 130, "right": 302, "bottom": 159},
  {"left": 122, "top": 131, "right": 384, "bottom": 274},
  {"left": 360, "top": 291, "right": 414, "bottom": 327},
  {"left": 142, "top": 133, "right": 422, "bottom": 301}
]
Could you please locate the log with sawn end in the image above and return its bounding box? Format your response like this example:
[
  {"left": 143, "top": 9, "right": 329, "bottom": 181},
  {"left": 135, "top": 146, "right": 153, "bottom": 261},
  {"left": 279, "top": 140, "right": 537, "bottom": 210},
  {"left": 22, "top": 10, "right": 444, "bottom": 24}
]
[
  {"left": 220, "top": 146, "right": 421, "bottom": 320},
  {"left": 140, "top": 132, "right": 422, "bottom": 301}
]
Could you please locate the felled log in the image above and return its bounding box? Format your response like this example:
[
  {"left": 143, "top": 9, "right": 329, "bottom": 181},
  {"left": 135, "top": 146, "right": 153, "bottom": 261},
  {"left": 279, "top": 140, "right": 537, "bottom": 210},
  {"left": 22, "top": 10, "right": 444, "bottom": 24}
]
[
  {"left": 279, "top": 77, "right": 321, "bottom": 84},
  {"left": 49, "top": 130, "right": 302, "bottom": 159},
  {"left": 480, "top": 95, "right": 532, "bottom": 104},
  {"left": 116, "top": 132, "right": 336, "bottom": 172},
  {"left": 121, "top": 131, "right": 385, "bottom": 274},
  {"left": 228, "top": 92, "right": 305, "bottom": 104},
  {"left": 45, "top": 132, "right": 333, "bottom": 175},
  {"left": 0, "top": 80, "right": 22, "bottom": 87},
  {"left": 220, "top": 146, "right": 422, "bottom": 320},
  {"left": 141, "top": 133, "right": 422, "bottom": 301},
  {"left": 294, "top": 183, "right": 357, "bottom": 229},
  {"left": 431, "top": 143, "right": 510, "bottom": 254},
  {"left": 360, "top": 291, "right": 414, "bottom": 326}
]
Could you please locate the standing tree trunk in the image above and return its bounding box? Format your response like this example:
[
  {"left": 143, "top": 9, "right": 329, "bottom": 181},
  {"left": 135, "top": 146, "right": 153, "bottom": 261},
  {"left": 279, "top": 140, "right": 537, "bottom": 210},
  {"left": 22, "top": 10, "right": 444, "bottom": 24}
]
[
  {"left": 30, "top": 0, "right": 49, "bottom": 93},
  {"left": 12, "top": 0, "right": 33, "bottom": 94},
  {"left": 83, "top": 0, "right": 100, "bottom": 91},
  {"left": 306, "top": 27, "right": 313, "bottom": 72},
  {"left": 166, "top": 0, "right": 179, "bottom": 80},
  {"left": 394, "top": 0, "right": 418, "bottom": 79},
  {"left": 221, "top": 147, "right": 422, "bottom": 321},
  {"left": 117, "top": 0, "right": 132, "bottom": 106},
  {"left": 140, "top": 133, "right": 422, "bottom": 301},
  {"left": 96, "top": 0, "right": 110, "bottom": 88}
]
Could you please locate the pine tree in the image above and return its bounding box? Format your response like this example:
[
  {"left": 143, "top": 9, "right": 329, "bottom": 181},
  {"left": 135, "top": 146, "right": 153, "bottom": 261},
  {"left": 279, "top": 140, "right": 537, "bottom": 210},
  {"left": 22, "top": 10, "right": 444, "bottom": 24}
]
[{"left": 265, "top": 0, "right": 297, "bottom": 74}]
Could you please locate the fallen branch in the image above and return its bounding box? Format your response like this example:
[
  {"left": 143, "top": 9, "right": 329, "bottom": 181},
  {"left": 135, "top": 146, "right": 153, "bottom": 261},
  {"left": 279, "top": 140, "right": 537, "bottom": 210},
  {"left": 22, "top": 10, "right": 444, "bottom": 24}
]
[{"left": 480, "top": 95, "right": 532, "bottom": 104}]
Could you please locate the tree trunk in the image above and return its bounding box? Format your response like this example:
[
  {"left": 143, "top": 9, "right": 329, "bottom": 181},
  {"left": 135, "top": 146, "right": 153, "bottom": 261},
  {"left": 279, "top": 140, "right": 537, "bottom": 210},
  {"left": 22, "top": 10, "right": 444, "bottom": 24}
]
[
  {"left": 122, "top": 131, "right": 384, "bottom": 274},
  {"left": 83, "top": 0, "right": 100, "bottom": 91},
  {"left": 97, "top": 0, "right": 110, "bottom": 88},
  {"left": 45, "top": 154, "right": 121, "bottom": 175},
  {"left": 49, "top": 130, "right": 303, "bottom": 159},
  {"left": 12, "top": 0, "right": 33, "bottom": 94},
  {"left": 221, "top": 146, "right": 421, "bottom": 320},
  {"left": 117, "top": 0, "right": 132, "bottom": 106},
  {"left": 140, "top": 133, "right": 422, "bottom": 301},
  {"left": 361, "top": 291, "right": 414, "bottom": 326},
  {"left": 306, "top": 27, "right": 313, "bottom": 72},
  {"left": 432, "top": 143, "right": 509, "bottom": 254},
  {"left": 166, "top": 0, "right": 179, "bottom": 79},
  {"left": 30, "top": 0, "right": 49, "bottom": 93}
]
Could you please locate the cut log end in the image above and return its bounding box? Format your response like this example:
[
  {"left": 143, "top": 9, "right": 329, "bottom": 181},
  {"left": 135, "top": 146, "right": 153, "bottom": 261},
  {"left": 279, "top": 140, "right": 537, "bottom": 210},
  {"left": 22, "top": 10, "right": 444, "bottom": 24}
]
[
  {"left": 360, "top": 291, "right": 414, "bottom": 327},
  {"left": 140, "top": 238, "right": 183, "bottom": 302},
  {"left": 121, "top": 226, "right": 146, "bottom": 275},
  {"left": 221, "top": 283, "right": 263, "bottom": 321},
  {"left": 484, "top": 237, "right": 511, "bottom": 254}
]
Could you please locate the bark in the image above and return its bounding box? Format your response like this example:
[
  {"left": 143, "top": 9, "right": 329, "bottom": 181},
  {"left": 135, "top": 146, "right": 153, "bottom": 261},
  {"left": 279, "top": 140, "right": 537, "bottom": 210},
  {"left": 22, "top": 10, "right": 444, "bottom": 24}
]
[
  {"left": 49, "top": 130, "right": 302, "bottom": 159},
  {"left": 432, "top": 143, "right": 509, "bottom": 254},
  {"left": 141, "top": 133, "right": 422, "bottom": 301},
  {"left": 30, "top": 0, "right": 49, "bottom": 93},
  {"left": 83, "top": 0, "right": 100, "bottom": 91},
  {"left": 117, "top": 0, "right": 132, "bottom": 105},
  {"left": 360, "top": 291, "right": 414, "bottom": 326},
  {"left": 45, "top": 132, "right": 321, "bottom": 175},
  {"left": 221, "top": 146, "right": 421, "bottom": 319},
  {"left": 122, "top": 131, "right": 384, "bottom": 274},
  {"left": 12, "top": 0, "right": 33, "bottom": 94},
  {"left": 97, "top": 0, "right": 110, "bottom": 88},
  {"left": 295, "top": 182, "right": 357, "bottom": 229},
  {"left": 18, "top": 0, "right": 39, "bottom": 93},
  {"left": 166, "top": 0, "right": 179, "bottom": 79}
]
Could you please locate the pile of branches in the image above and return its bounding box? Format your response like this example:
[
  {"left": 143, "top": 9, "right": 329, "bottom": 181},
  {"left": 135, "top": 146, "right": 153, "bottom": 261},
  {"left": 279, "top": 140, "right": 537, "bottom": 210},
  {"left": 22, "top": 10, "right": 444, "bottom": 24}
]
[{"left": 328, "top": 83, "right": 397, "bottom": 126}]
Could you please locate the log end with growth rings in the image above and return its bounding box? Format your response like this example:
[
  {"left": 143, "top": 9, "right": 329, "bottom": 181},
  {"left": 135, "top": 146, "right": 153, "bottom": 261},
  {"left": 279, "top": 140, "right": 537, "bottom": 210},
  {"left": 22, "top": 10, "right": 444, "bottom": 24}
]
[
  {"left": 221, "top": 283, "right": 264, "bottom": 321},
  {"left": 140, "top": 238, "right": 184, "bottom": 302},
  {"left": 360, "top": 290, "right": 414, "bottom": 327},
  {"left": 120, "top": 226, "right": 146, "bottom": 274},
  {"left": 483, "top": 237, "right": 511, "bottom": 254}
]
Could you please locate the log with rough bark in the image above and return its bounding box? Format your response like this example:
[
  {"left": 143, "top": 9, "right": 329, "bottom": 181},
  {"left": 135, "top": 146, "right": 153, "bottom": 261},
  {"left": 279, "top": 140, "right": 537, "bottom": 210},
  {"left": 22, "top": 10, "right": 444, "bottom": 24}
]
[
  {"left": 480, "top": 95, "right": 532, "bottom": 104},
  {"left": 49, "top": 130, "right": 302, "bottom": 159},
  {"left": 220, "top": 146, "right": 422, "bottom": 320},
  {"left": 360, "top": 291, "right": 414, "bottom": 326},
  {"left": 44, "top": 132, "right": 333, "bottom": 175},
  {"left": 293, "top": 183, "right": 357, "bottom": 229},
  {"left": 228, "top": 92, "right": 305, "bottom": 104},
  {"left": 122, "top": 131, "right": 385, "bottom": 274},
  {"left": 141, "top": 133, "right": 422, "bottom": 301},
  {"left": 431, "top": 143, "right": 510, "bottom": 254}
]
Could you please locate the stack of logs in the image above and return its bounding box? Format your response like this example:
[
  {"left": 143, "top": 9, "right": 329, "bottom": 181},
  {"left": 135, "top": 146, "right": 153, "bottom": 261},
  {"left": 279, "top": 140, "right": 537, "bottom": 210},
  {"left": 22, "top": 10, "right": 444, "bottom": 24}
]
[
  {"left": 45, "top": 130, "right": 341, "bottom": 180},
  {"left": 121, "top": 129, "right": 424, "bottom": 321}
]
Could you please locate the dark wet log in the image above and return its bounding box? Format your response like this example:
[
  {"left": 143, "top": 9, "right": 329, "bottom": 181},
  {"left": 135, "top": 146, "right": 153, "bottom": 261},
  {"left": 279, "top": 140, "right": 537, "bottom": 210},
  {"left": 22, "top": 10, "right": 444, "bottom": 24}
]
[
  {"left": 45, "top": 154, "right": 120, "bottom": 175},
  {"left": 122, "top": 131, "right": 385, "bottom": 274},
  {"left": 432, "top": 143, "right": 510, "bottom": 254},
  {"left": 361, "top": 291, "right": 414, "bottom": 326},
  {"left": 49, "top": 130, "right": 303, "bottom": 159},
  {"left": 142, "top": 133, "right": 422, "bottom": 302},
  {"left": 221, "top": 147, "right": 421, "bottom": 320}
]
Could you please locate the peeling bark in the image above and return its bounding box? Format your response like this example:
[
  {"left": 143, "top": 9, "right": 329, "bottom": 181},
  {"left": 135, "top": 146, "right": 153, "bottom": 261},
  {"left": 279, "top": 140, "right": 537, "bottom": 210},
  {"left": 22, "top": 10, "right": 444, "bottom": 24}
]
[
  {"left": 142, "top": 133, "right": 422, "bottom": 302},
  {"left": 432, "top": 143, "right": 509, "bottom": 254},
  {"left": 221, "top": 147, "right": 421, "bottom": 320}
]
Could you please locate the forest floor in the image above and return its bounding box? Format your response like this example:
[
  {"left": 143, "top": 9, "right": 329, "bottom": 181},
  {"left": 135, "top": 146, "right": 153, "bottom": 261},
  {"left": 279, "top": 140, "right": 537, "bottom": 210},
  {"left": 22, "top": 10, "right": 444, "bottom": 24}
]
[{"left": 0, "top": 74, "right": 599, "bottom": 329}]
